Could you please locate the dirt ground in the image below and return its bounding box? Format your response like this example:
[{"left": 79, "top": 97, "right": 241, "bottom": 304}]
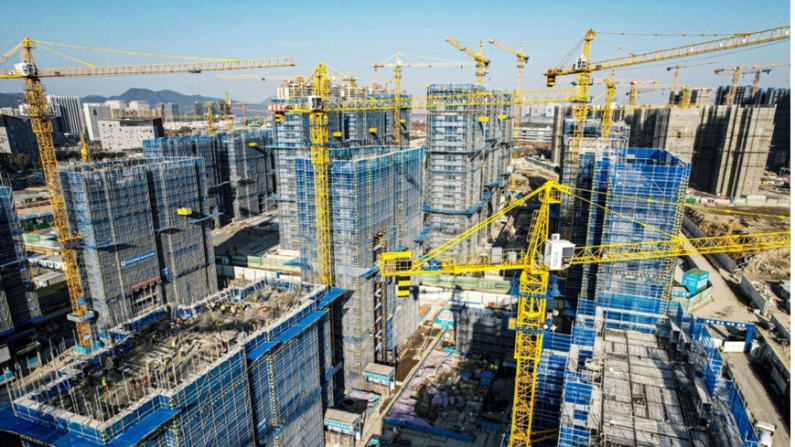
[{"left": 685, "top": 206, "right": 790, "bottom": 282}]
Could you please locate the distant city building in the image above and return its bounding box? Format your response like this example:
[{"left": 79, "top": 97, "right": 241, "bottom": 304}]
[
  {"left": 156, "top": 103, "right": 179, "bottom": 117},
  {"left": 47, "top": 95, "right": 84, "bottom": 136},
  {"left": 0, "top": 115, "right": 35, "bottom": 156},
  {"left": 0, "top": 107, "right": 16, "bottom": 117},
  {"left": 98, "top": 118, "right": 164, "bottom": 151},
  {"left": 0, "top": 114, "right": 65, "bottom": 156},
  {"left": 515, "top": 125, "right": 553, "bottom": 143},
  {"left": 104, "top": 99, "right": 127, "bottom": 110},
  {"left": 82, "top": 103, "right": 112, "bottom": 141},
  {"left": 128, "top": 100, "right": 150, "bottom": 112}
]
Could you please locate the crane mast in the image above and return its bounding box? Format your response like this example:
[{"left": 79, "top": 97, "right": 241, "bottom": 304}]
[
  {"left": 487, "top": 39, "right": 529, "bottom": 135},
  {"left": 19, "top": 39, "right": 94, "bottom": 347},
  {"left": 2, "top": 37, "right": 295, "bottom": 350}
]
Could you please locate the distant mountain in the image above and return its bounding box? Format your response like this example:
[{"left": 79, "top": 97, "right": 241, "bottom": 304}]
[
  {"left": 81, "top": 88, "right": 223, "bottom": 111},
  {"left": 0, "top": 92, "right": 24, "bottom": 108},
  {"left": 81, "top": 95, "right": 107, "bottom": 104},
  {"left": 2, "top": 88, "right": 267, "bottom": 113}
]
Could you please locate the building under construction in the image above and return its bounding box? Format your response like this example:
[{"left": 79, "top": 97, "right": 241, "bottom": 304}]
[
  {"left": 271, "top": 93, "right": 422, "bottom": 390},
  {"left": 423, "top": 84, "right": 513, "bottom": 259},
  {"left": 143, "top": 130, "right": 275, "bottom": 227},
  {"left": 59, "top": 158, "right": 217, "bottom": 330},
  {"left": 0, "top": 277, "right": 345, "bottom": 447},
  {"left": 0, "top": 186, "right": 42, "bottom": 381}
]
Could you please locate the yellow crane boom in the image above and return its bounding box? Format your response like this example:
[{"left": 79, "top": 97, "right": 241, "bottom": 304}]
[
  {"left": 0, "top": 37, "right": 294, "bottom": 350},
  {"left": 378, "top": 180, "right": 790, "bottom": 447},
  {"left": 714, "top": 62, "right": 790, "bottom": 104},
  {"left": 215, "top": 74, "right": 296, "bottom": 81},
  {"left": 544, "top": 26, "right": 788, "bottom": 248},
  {"left": 445, "top": 37, "right": 490, "bottom": 85}
]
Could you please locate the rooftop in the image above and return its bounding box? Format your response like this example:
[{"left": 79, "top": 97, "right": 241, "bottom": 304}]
[{"left": 12, "top": 278, "right": 325, "bottom": 425}]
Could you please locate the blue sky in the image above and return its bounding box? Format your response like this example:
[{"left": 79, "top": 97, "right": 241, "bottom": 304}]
[{"left": 0, "top": 0, "right": 790, "bottom": 103}]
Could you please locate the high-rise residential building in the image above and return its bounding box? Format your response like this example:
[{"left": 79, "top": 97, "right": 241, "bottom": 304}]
[
  {"left": 0, "top": 186, "right": 42, "bottom": 380},
  {"left": 155, "top": 102, "right": 179, "bottom": 117},
  {"left": 271, "top": 89, "right": 422, "bottom": 391},
  {"left": 143, "top": 130, "right": 275, "bottom": 227},
  {"left": 97, "top": 118, "right": 164, "bottom": 151},
  {"left": 0, "top": 276, "right": 341, "bottom": 446},
  {"left": 82, "top": 103, "right": 112, "bottom": 141},
  {"left": 59, "top": 157, "right": 217, "bottom": 329},
  {"left": 47, "top": 95, "right": 84, "bottom": 136},
  {"left": 423, "top": 84, "right": 513, "bottom": 260}
]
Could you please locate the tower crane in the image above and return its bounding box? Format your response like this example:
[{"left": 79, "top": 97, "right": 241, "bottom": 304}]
[
  {"left": 281, "top": 64, "right": 576, "bottom": 368},
  {"left": 600, "top": 77, "right": 616, "bottom": 137},
  {"left": 374, "top": 53, "right": 477, "bottom": 142},
  {"left": 379, "top": 180, "right": 790, "bottom": 447},
  {"left": 631, "top": 82, "right": 713, "bottom": 107},
  {"left": 714, "top": 62, "right": 790, "bottom": 104},
  {"left": 543, "top": 26, "right": 789, "bottom": 249},
  {"left": 0, "top": 38, "right": 294, "bottom": 350},
  {"left": 487, "top": 40, "right": 529, "bottom": 135},
  {"left": 445, "top": 37, "right": 490, "bottom": 85},
  {"left": 666, "top": 60, "right": 718, "bottom": 88},
  {"left": 223, "top": 93, "right": 259, "bottom": 131},
  {"left": 524, "top": 26, "right": 792, "bottom": 446}
]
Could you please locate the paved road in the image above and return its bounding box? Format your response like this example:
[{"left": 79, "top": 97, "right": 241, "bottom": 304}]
[{"left": 723, "top": 353, "right": 790, "bottom": 447}]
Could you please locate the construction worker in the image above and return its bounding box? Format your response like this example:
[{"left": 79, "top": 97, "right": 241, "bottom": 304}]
[
  {"left": 101, "top": 377, "right": 108, "bottom": 393},
  {"left": 172, "top": 338, "right": 177, "bottom": 350},
  {"left": 220, "top": 304, "right": 227, "bottom": 314}
]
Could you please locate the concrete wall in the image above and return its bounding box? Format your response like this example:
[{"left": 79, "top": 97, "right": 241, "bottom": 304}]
[{"left": 690, "top": 105, "right": 775, "bottom": 197}]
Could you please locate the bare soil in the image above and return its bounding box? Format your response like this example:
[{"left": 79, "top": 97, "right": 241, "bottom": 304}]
[{"left": 685, "top": 206, "right": 790, "bottom": 282}]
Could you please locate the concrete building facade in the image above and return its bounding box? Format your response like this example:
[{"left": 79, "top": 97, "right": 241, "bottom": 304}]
[
  {"left": 97, "top": 118, "right": 164, "bottom": 151},
  {"left": 690, "top": 105, "right": 775, "bottom": 197},
  {"left": 47, "top": 95, "right": 84, "bottom": 136},
  {"left": 82, "top": 103, "right": 112, "bottom": 141}
]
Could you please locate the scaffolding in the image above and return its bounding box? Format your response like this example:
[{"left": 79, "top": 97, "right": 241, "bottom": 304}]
[
  {"left": 2, "top": 277, "right": 344, "bottom": 447},
  {"left": 59, "top": 158, "right": 217, "bottom": 329},
  {"left": 0, "top": 187, "right": 40, "bottom": 335},
  {"left": 144, "top": 130, "right": 275, "bottom": 227},
  {"left": 424, "top": 84, "right": 513, "bottom": 260}
]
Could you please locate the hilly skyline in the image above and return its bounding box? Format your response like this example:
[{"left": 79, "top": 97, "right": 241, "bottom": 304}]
[{"left": 0, "top": 88, "right": 271, "bottom": 111}]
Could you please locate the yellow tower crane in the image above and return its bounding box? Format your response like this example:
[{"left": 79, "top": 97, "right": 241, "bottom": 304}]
[
  {"left": 519, "top": 26, "right": 792, "bottom": 446},
  {"left": 379, "top": 180, "right": 790, "bottom": 447},
  {"left": 544, "top": 26, "right": 789, "bottom": 250},
  {"left": 714, "top": 62, "right": 790, "bottom": 104},
  {"left": 666, "top": 60, "right": 718, "bottom": 89},
  {"left": 222, "top": 93, "right": 259, "bottom": 132},
  {"left": 374, "top": 53, "right": 476, "bottom": 143},
  {"left": 600, "top": 77, "right": 616, "bottom": 137},
  {"left": 487, "top": 40, "right": 529, "bottom": 136},
  {"left": 445, "top": 37, "right": 490, "bottom": 85},
  {"left": 78, "top": 132, "right": 91, "bottom": 163},
  {"left": 631, "top": 82, "right": 714, "bottom": 107},
  {"left": 0, "top": 38, "right": 294, "bottom": 350}
]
